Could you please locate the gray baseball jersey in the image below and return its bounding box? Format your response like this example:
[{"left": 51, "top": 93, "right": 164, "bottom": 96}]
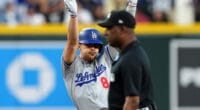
[{"left": 62, "top": 45, "right": 119, "bottom": 110}]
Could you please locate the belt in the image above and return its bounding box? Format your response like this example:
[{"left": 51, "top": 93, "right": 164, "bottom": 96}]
[{"left": 137, "top": 107, "right": 150, "bottom": 110}]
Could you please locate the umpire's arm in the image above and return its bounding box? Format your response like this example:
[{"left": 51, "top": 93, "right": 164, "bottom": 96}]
[{"left": 123, "top": 96, "right": 140, "bottom": 110}]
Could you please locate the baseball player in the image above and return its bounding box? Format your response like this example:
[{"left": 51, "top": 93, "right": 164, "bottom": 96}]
[{"left": 61, "top": 0, "right": 119, "bottom": 110}]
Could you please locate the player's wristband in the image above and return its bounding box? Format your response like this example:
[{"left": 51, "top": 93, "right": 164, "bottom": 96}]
[
  {"left": 128, "top": 2, "right": 137, "bottom": 7},
  {"left": 126, "top": 5, "right": 137, "bottom": 17},
  {"left": 71, "top": 14, "right": 77, "bottom": 18}
]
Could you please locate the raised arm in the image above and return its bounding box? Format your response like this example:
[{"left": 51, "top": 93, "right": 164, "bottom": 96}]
[
  {"left": 63, "top": 0, "right": 78, "bottom": 64},
  {"left": 124, "top": 1, "right": 140, "bottom": 110}
]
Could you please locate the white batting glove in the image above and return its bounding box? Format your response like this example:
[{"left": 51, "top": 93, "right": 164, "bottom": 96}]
[
  {"left": 126, "top": 0, "right": 138, "bottom": 17},
  {"left": 64, "top": 0, "right": 77, "bottom": 16}
]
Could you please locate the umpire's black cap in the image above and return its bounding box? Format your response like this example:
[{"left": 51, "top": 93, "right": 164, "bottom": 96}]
[{"left": 98, "top": 10, "right": 136, "bottom": 28}]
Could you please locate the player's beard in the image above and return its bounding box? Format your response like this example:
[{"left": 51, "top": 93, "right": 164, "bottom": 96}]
[
  {"left": 83, "top": 51, "right": 98, "bottom": 63},
  {"left": 88, "top": 52, "right": 97, "bottom": 62}
]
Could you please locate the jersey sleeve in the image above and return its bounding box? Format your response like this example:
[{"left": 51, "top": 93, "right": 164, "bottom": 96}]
[
  {"left": 121, "top": 56, "right": 142, "bottom": 97},
  {"left": 61, "top": 55, "right": 77, "bottom": 79},
  {"left": 104, "top": 45, "right": 119, "bottom": 62}
]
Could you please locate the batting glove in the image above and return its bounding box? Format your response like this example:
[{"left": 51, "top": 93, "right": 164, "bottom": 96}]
[
  {"left": 64, "top": 0, "right": 77, "bottom": 17},
  {"left": 126, "top": 0, "right": 138, "bottom": 17}
]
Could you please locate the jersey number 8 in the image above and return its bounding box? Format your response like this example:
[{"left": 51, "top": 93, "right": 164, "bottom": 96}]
[{"left": 100, "top": 77, "right": 109, "bottom": 88}]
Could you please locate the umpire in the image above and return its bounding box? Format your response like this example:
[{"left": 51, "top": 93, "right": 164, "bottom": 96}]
[{"left": 98, "top": 10, "right": 157, "bottom": 110}]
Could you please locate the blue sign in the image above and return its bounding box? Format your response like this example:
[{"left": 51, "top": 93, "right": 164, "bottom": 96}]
[{"left": 0, "top": 41, "right": 76, "bottom": 110}]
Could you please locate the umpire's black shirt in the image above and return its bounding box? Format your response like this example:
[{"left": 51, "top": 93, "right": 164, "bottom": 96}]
[{"left": 109, "top": 41, "right": 154, "bottom": 110}]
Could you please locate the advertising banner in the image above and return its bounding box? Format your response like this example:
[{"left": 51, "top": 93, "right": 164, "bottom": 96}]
[
  {"left": 0, "top": 41, "right": 76, "bottom": 110},
  {"left": 170, "top": 39, "right": 200, "bottom": 110}
]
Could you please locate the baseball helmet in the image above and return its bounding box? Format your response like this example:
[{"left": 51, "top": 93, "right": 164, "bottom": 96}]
[{"left": 79, "top": 28, "right": 103, "bottom": 45}]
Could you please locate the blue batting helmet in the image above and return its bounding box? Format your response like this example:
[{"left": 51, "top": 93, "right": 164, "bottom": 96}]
[{"left": 79, "top": 28, "right": 103, "bottom": 45}]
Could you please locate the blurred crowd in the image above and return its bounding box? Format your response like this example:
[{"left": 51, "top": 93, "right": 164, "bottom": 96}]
[{"left": 0, "top": 0, "right": 200, "bottom": 26}]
